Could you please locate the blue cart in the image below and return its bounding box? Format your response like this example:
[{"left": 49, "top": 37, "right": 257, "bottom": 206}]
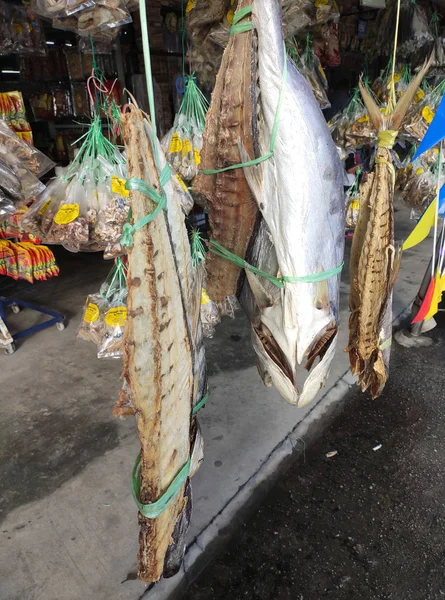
[{"left": 0, "top": 296, "right": 65, "bottom": 355}]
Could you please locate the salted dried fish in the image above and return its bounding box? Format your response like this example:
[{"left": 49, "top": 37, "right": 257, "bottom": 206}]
[
  {"left": 239, "top": 0, "right": 344, "bottom": 407},
  {"left": 119, "top": 105, "right": 206, "bottom": 582},
  {"left": 194, "top": 0, "right": 257, "bottom": 303},
  {"left": 348, "top": 59, "right": 431, "bottom": 397}
]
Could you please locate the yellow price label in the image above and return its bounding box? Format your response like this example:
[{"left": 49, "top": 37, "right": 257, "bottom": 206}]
[
  {"left": 415, "top": 89, "right": 425, "bottom": 103},
  {"left": 111, "top": 175, "right": 129, "bottom": 197},
  {"left": 186, "top": 0, "right": 195, "bottom": 12},
  {"left": 183, "top": 138, "right": 192, "bottom": 154},
  {"left": 415, "top": 167, "right": 425, "bottom": 176},
  {"left": 226, "top": 9, "right": 234, "bottom": 23},
  {"left": 169, "top": 133, "right": 183, "bottom": 153},
  {"left": 84, "top": 302, "right": 99, "bottom": 323},
  {"left": 422, "top": 106, "right": 434, "bottom": 124},
  {"left": 54, "top": 203, "right": 79, "bottom": 225},
  {"left": 194, "top": 147, "right": 201, "bottom": 165},
  {"left": 105, "top": 306, "right": 127, "bottom": 327},
  {"left": 350, "top": 200, "right": 360, "bottom": 210},
  {"left": 201, "top": 288, "right": 211, "bottom": 305},
  {"left": 38, "top": 198, "right": 52, "bottom": 216},
  {"left": 357, "top": 114, "right": 370, "bottom": 123},
  {"left": 315, "top": 0, "right": 329, "bottom": 6},
  {"left": 387, "top": 73, "right": 401, "bottom": 88},
  {"left": 175, "top": 174, "right": 188, "bottom": 192}
]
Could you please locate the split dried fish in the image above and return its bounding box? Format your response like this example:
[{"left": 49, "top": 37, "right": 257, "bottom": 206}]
[
  {"left": 194, "top": 0, "right": 257, "bottom": 303},
  {"left": 119, "top": 104, "right": 206, "bottom": 583}
]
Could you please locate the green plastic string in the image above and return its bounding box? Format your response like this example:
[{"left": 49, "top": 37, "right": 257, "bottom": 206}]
[
  {"left": 120, "top": 164, "right": 171, "bottom": 248},
  {"left": 208, "top": 240, "right": 343, "bottom": 288},
  {"left": 202, "top": 41, "right": 287, "bottom": 175},
  {"left": 229, "top": 5, "right": 253, "bottom": 35},
  {"left": 103, "top": 257, "right": 127, "bottom": 300},
  {"left": 132, "top": 452, "right": 190, "bottom": 519},
  {"left": 139, "top": 0, "right": 159, "bottom": 169},
  {"left": 190, "top": 229, "right": 206, "bottom": 267},
  {"left": 192, "top": 392, "right": 209, "bottom": 414},
  {"left": 178, "top": 76, "right": 209, "bottom": 133}
]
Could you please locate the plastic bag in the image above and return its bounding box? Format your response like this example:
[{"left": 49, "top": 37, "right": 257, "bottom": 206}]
[
  {"left": 329, "top": 89, "right": 377, "bottom": 152},
  {"left": 292, "top": 43, "right": 330, "bottom": 110},
  {"left": 20, "top": 177, "right": 69, "bottom": 238},
  {"left": 77, "top": 293, "right": 108, "bottom": 346},
  {"left": 0, "top": 119, "right": 55, "bottom": 177},
  {"left": 31, "top": 0, "right": 68, "bottom": 18},
  {"left": 200, "top": 288, "right": 221, "bottom": 339},
  {"left": 403, "top": 80, "right": 445, "bottom": 143},
  {"left": 48, "top": 174, "right": 89, "bottom": 249},
  {"left": 401, "top": 160, "right": 437, "bottom": 211},
  {"left": 376, "top": 0, "right": 433, "bottom": 57}
]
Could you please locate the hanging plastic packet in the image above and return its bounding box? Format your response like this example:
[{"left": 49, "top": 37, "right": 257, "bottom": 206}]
[
  {"left": 403, "top": 79, "right": 445, "bottom": 144},
  {"left": 162, "top": 76, "right": 209, "bottom": 181},
  {"left": 97, "top": 258, "right": 127, "bottom": 358},
  {"left": 23, "top": 177, "right": 70, "bottom": 239},
  {"left": 330, "top": 88, "right": 377, "bottom": 152},
  {"left": 401, "top": 157, "right": 437, "bottom": 212},
  {"left": 290, "top": 36, "right": 330, "bottom": 110},
  {"left": 77, "top": 293, "right": 109, "bottom": 346},
  {"left": 0, "top": 119, "right": 55, "bottom": 178},
  {"left": 345, "top": 168, "right": 361, "bottom": 230},
  {"left": 200, "top": 288, "right": 221, "bottom": 339},
  {"left": 48, "top": 172, "right": 89, "bottom": 250}
]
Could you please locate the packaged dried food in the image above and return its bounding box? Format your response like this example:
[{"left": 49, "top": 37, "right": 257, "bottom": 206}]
[
  {"left": 71, "top": 83, "right": 90, "bottom": 117},
  {"left": 0, "top": 119, "right": 55, "bottom": 177},
  {"left": 0, "top": 91, "right": 32, "bottom": 138},
  {"left": 53, "top": 89, "right": 72, "bottom": 118},
  {"left": 403, "top": 79, "right": 445, "bottom": 144},
  {"left": 48, "top": 174, "right": 89, "bottom": 249},
  {"left": 77, "top": 293, "right": 108, "bottom": 346},
  {"left": 29, "top": 93, "right": 54, "bottom": 120},
  {"left": 65, "top": 49, "right": 83, "bottom": 80},
  {"left": 20, "top": 176, "right": 69, "bottom": 237}
]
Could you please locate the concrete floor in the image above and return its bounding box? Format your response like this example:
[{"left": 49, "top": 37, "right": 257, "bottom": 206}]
[
  {"left": 0, "top": 202, "right": 435, "bottom": 600},
  {"left": 188, "top": 312, "right": 445, "bottom": 600}
]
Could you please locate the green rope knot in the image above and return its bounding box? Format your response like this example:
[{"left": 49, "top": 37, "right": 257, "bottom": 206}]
[
  {"left": 120, "top": 165, "right": 171, "bottom": 248},
  {"left": 229, "top": 5, "right": 253, "bottom": 36}
]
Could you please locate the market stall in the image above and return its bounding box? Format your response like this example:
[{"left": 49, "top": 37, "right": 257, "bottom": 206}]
[{"left": 1, "top": 0, "right": 445, "bottom": 590}]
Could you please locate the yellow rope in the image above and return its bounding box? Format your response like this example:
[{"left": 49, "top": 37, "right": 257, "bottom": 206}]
[
  {"left": 389, "top": 0, "right": 402, "bottom": 111},
  {"left": 377, "top": 130, "right": 397, "bottom": 149}
]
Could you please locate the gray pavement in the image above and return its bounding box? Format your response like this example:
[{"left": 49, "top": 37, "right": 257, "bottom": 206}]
[{"left": 187, "top": 311, "right": 445, "bottom": 600}]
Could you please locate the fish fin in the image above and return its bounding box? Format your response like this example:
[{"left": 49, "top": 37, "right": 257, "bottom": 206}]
[
  {"left": 238, "top": 139, "right": 263, "bottom": 206},
  {"left": 391, "top": 55, "right": 433, "bottom": 130},
  {"left": 297, "top": 332, "right": 338, "bottom": 407},
  {"left": 245, "top": 269, "right": 274, "bottom": 309},
  {"left": 358, "top": 77, "right": 383, "bottom": 132}
]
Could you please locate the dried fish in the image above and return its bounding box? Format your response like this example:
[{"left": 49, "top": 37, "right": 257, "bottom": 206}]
[
  {"left": 348, "top": 59, "right": 431, "bottom": 397},
  {"left": 119, "top": 104, "right": 206, "bottom": 582},
  {"left": 194, "top": 0, "right": 257, "bottom": 303}
]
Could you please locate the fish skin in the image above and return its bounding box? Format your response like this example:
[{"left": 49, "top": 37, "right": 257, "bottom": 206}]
[
  {"left": 239, "top": 0, "right": 344, "bottom": 406},
  {"left": 193, "top": 0, "right": 257, "bottom": 303},
  {"left": 121, "top": 106, "right": 205, "bottom": 583}
]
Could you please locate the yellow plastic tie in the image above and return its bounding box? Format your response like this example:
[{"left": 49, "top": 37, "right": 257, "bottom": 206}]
[{"left": 377, "top": 130, "right": 398, "bottom": 149}]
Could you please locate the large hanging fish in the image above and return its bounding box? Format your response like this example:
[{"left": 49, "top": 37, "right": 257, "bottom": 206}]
[
  {"left": 118, "top": 104, "right": 206, "bottom": 583},
  {"left": 238, "top": 0, "right": 345, "bottom": 407}
]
